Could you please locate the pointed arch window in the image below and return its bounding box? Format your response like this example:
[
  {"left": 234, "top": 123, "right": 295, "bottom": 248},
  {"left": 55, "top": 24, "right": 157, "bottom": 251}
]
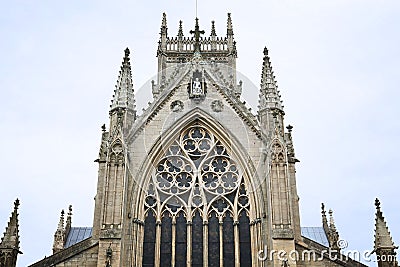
[{"left": 143, "top": 122, "right": 252, "bottom": 266}]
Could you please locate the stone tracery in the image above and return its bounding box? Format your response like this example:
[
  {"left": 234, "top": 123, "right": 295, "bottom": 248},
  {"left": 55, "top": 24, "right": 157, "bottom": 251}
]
[{"left": 143, "top": 123, "right": 252, "bottom": 266}]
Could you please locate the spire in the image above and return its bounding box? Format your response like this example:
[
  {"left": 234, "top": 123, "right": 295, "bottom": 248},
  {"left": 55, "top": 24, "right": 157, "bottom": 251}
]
[
  {"left": 110, "top": 48, "right": 136, "bottom": 113},
  {"left": 227, "top": 13, "right": 233, "bottom": 36},
  {"left": 0, "top": 199, "right": 20, "bottom": 250},
  {"left": 226, "top": 13, "right": 235, "bottom": 52},
  {"left": 211, "top": 20, "right": 216, "bottom": 37},
  {"left": 259, "top": 47, "right": 284, "bottom": 111},
  {"left": 159, "top": 12, "right": 168, "bottom": 51},
  {"left": 161, "top": 12, "right": 167, "bottom": 35},
  {"left": 374, "top": 198, "right": 397, "bottom": 250},
  {"left": 178, "top": 20, "right": 183, "bottom": 38},
  {"left": 53, "top": 210, "right": 65, "bottom": 254}
]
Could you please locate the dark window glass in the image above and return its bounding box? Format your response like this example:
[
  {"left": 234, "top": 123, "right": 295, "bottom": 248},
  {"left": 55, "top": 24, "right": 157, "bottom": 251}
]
[
  {"left": 223, "top": 213, "right": 235, "bottom": 267},
  {"left": 143, "top": 211, "right": 156, "bottom": 267},
  {"left": 175, "top": 212, "right": 187, "bottom": 267},
  {"left": 208, "top": 212, "right": 220, "bottom": 266},
  {"left": 239, "top": 211, "right": 252, "bottom": 266},
  {"left": 160, "top": 212, "right": 172, "bottom": 267},
  {"left": 192, "top": 210, "right": 203, "bottom": 266}
]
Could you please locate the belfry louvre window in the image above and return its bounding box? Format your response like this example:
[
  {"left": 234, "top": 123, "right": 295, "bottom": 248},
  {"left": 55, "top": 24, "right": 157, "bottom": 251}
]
[{"left": 143, "top": 123, "right": 252, "bottom": 266}]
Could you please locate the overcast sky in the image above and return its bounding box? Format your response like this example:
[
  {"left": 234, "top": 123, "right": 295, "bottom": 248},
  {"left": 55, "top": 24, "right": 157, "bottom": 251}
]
[{"left": 1, "top": 1, "right": 399, "bottom": 266}]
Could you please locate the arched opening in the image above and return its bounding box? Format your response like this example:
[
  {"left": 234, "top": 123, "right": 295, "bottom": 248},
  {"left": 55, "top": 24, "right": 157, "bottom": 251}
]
[{"left": 142, "top": 121, "right": 253, "bottom": 266}]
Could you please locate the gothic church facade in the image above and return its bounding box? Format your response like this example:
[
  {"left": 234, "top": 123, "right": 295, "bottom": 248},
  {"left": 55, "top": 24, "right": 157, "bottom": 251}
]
[{"left": 1, "top": 12, "right": 397, "bottom": 267}]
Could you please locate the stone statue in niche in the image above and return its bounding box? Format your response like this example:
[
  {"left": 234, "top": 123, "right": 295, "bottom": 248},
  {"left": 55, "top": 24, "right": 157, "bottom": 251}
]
[{"left": 188, "top": 70, "right": 206, "bottom": 100}]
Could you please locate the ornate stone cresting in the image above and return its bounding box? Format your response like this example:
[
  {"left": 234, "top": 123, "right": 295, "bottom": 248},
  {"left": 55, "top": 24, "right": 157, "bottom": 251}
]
[
  {"left": 0, "top": 199, "right": 22, "bottom": 267},
  {"left": 373, "top": 198, "right": 398, "bottom": 267}
]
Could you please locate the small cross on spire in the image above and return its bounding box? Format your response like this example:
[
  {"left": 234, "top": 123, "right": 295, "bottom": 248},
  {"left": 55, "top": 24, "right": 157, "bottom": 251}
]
[{"left": 190, "top": 18, "right": 205, "bottom": 52}]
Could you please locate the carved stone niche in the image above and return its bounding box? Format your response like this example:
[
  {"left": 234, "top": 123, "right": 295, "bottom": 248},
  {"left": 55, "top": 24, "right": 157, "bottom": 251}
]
[
  {"left": 211, "top": 100, "right": 224, "bottom": 112},
  {"left": 170, "top": 100, "right": 184, "bottom": 112}
]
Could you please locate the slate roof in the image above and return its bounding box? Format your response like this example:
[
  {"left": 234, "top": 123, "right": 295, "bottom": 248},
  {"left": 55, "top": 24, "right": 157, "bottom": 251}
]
[
  {"left": 301, "top": 227, "right": 329, "bottom": 247},
  {"left": 64, "top": 227, "right": 92, "bottom": 248}
]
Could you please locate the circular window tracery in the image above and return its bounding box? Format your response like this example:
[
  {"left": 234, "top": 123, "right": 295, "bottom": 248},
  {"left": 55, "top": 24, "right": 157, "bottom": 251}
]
[{"left": 145, "top": 123, "right": 249, "bottom": 220}]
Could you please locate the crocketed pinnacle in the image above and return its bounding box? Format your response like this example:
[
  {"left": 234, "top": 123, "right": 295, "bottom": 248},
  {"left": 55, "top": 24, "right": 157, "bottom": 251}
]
[
  {"left": 161, "top": 12, "right": 167, "bottom": 34},
  {"left": 227, "top": 13, "right": 233, "bottom": 36},
  {"left": 374, "top": 198, "right": 397, "bottom": 250},
  {"left": 110, "top": 48, "right": 136, "bottom": 112},
  {"left": 0, "top": 199, "right": 20, "bottom": 250},
  {"left": 211, "top": 21, "right": 216, "bottom": 37},
  {"left": 178, "top": 20, "right": 183, "bottom": 37},
  {"left": 259, "top": 47, "right": 284, "bottom": 111}
]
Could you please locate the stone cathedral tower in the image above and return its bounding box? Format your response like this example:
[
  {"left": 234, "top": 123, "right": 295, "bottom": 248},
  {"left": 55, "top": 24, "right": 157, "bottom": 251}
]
[{"left": 27, "top": 13, "right": 396, "bottom": 267}]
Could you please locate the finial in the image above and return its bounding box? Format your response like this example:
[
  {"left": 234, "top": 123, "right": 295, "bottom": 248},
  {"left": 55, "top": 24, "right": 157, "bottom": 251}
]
[
  {"left": 68, "top": 205, "right": 72, "bottom": 216},
  {"left": 286, "top": 125, "right": 293, "bottom": 133},
  {"left": 211, "top": 20, "right": 216, "bottom": 36},
  {"left": 263, "top": 47, "right": 269, "bottom": 56},
  {"left": 101, "top": 124, "right": 106, "bottom": 132},
  {"left": 178, "top": 20, "right": 183, "bottom": 37},
  {"left": 375, "top": 198, "right": 381, "bottom": 210},
  {"left": 14, "top": 198, "right": 20, "bottom": 211}
]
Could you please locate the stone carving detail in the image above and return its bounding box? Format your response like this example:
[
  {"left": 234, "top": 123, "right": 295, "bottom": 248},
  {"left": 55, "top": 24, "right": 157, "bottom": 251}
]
[
  {"left": 105, "top": 245, "right": 112, "bottom": 267},
  {"left": 211, "top": 100, "right": 224, "bottom": 112},
  {"left": 170, "top": 100, "right": 184, "bottom": 112},
  {"left": 99, "top": 228, "right": 121, "bottom": 239},
  {"left": 271, "top": 142, "right": 285, "bottom": 163}
]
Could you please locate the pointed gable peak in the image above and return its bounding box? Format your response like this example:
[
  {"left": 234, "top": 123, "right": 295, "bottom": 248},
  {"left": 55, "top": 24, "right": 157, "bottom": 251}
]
[
  {"left": 110, "top": 47, "right": 136, "bottom": 113},
  {"left": 259, "top": 46, "right": 284, "bottom": 111},
  {"left": 374, "top": 198, "right": 397, "bottom": 250},
  {"left": 0, "top": 199, "right": 20, "bottom": 250}
]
